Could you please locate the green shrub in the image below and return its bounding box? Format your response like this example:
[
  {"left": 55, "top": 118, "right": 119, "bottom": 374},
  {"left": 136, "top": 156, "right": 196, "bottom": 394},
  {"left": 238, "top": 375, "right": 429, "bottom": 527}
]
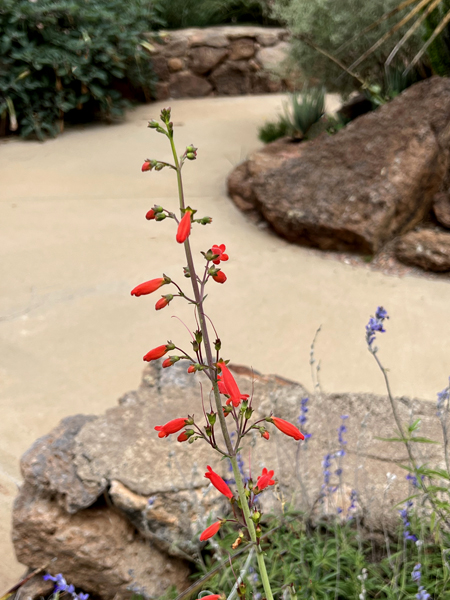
[
  {"left": 283, "top": 86, "right": 325, "bottom": 139},
  {"left": 155, "top": 0, "right": 278, "bottom": 29},
  {"left": 0, "top": 0, "right": 160, "bottom": 139},
  {"left": 271, "top": 0, "right": 425, "bottom": 95},
  {"left": 258, "top": 118, "right": 289, "bottom": 143},
  {"left": 424, "top": 0, "right": 450, "bottom": 76}
]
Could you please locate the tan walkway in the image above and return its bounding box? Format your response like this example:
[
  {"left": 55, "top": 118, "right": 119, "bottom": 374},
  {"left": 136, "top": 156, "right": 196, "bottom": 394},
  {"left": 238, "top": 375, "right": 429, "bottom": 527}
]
[{"left": 1, "top": 94, "right": 450, "bottom": 587}]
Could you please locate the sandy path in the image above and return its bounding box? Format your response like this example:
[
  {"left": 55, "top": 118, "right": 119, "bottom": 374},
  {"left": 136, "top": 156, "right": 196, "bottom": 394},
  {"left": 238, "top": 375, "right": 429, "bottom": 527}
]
[{"left": 1, "top": 94, "right": 450, "bottom": 587}]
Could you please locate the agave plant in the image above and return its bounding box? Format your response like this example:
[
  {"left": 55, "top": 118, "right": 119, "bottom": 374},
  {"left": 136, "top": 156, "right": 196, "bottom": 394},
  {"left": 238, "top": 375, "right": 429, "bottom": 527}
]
[{"left": 283, "top": 87, "right": 325, "bottom": 140}]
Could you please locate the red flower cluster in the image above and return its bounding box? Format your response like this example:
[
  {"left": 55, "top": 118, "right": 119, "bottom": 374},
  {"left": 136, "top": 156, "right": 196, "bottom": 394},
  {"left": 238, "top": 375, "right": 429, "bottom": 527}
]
[
  {"left": 256, "top": 468, "right": 275, "bottom": 490},
  {"left": 154, "top": 417, "right": 187, "bottom": 438},
  {"left": 204, "top": 465, "right": 233, "bottom": 499},
  {"left": 211, "top": 244, "right": 229, "bottom": 265}
]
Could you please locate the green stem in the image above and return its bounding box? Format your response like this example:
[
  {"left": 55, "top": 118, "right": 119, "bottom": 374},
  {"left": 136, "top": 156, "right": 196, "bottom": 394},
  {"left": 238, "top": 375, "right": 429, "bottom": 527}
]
[{"left": 167, "top": 127, "right": 274, "bottom": 600}]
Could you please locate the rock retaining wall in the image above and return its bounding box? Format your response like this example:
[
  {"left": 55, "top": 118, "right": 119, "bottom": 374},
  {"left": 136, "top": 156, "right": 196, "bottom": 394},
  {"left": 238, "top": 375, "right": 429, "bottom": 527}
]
[{"left": 144, "top": 26, "right": 296, "bottom": 100}]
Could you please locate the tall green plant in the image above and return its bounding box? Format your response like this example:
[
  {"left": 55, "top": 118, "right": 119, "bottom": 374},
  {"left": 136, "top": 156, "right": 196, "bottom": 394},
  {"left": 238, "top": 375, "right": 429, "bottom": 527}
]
[{"left": 0, "top": 0, "right": 160, "bottom": 139}]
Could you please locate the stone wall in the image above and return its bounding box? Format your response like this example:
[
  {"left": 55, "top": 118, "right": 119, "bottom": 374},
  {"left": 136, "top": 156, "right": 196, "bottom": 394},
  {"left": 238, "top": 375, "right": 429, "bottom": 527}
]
[{"left": 144, "top": 26, "right": 295, "bottom": 100}]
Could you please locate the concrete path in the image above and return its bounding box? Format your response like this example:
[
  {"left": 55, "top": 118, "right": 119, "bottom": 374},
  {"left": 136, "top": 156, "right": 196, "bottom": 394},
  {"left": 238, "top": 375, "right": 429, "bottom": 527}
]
[{"left": 2, "top": 94, "right": 450, "bottom": 587}]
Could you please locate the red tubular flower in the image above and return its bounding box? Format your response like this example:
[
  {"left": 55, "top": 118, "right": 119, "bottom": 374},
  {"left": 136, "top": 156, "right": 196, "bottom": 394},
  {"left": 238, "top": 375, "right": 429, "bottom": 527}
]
[
  {"left": 142, "top": 161, "right": 152, "bottom": 172},
  {"left": 204, "top": 465, "right": 233, "bottom": 499},
  {"left": 256, "top": 468, "right": 275, "bottom": 490},
  {"left": 217, "top": 363, "right": 243, "bottom": 408},
  {"left": 131, "top": 277, "right": 168, "bottom": 297},
  {"left": 146, "top": 209, "right": 156, "bottom": 220},
  {"left": 143, "top": 345, "right": 168, "bottom": 362},
  {"left": 187, "top": 365, "right": 196, "bottom": 374},
  {"left": 271, "top": 417, "right": 305, "bottom": 441},
  {"left": 155, "top": 417, "right": 187, "bottom": 438},
  {"left": 199, "top": 521, "right": 222, "bottom": 541},
  {"left": 212, "top": 271, "right": 227, "bottom": 284},
  {"left": 211, "top": 244, "right": 229, "bottom": 265},
  {"left": 155, "top": 295, "right": 173, "bottom": 311},
  {"left": 197, "top": 595, "right": 221, "bottom": 600},
  {"left": 177, "top": 430, "right": 194, "bottom": 442},
  {"left": 176, "top": 210, "right": 192, "bottom": 244},
  {"left": 262, "top": 431, "right": 270, "bottom": 440}
]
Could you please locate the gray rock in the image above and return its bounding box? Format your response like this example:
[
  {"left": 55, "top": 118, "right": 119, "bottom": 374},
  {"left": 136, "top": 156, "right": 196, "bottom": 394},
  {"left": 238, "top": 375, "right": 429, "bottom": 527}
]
[
  {"left": 227, "top": 77, "right": 450, "bottom": 254},
  {"left": 210, "top": 60, "right": 251, "bottom": 95},
  {"left": 255, "top": 42, "right": 290, "bottom": 72},
  {"left": 229, "top": 38, "right": 255, "bottom": 61}
]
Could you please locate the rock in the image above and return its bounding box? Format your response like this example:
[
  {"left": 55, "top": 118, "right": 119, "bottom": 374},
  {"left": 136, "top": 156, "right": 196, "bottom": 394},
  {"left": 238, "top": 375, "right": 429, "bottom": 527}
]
[
  {"left": 188, "top": 46, "right": 228, "bottom": 75},
  {"left": 210, "top": 60, "right": 251, "bottom": 95},
  {"left": 17, "top": 574, "right": 53, "bottom": 600},
  {"left": 13, "top": 484, "right": 190, "bottom": 600},
  {"left": 229, "top": 38, "right": 255, "bottom": 61},
  {"left": 395, "top": 228, "right": 450, "bottom": 271},
  {"left": 255, "top": 42, "right": 290, "bottom": 72},
  {"left": 20, "top": 414, "right": 101, "bottom": 514},
  {"left": 433, "top": 191, "right": 450, "bottom": 228},
  {"left": 13, "top": 359, "right": 447, "bottom": 594},
  {"left": 225, "top": 26, "right": 265, "bottom": 40},
  {"left": 169, "top": 72, "right": 213, "bottom": 98},
  {"left": 155, "top": 81, "right": 170, "bottom": 101},
  {"left": 251, "top": 71, "right": 282, "bottom": 94},
  {"left": 151, "top": 55, "right": 170, "bottom": 81},
  {"left": 227, "top": 77, "right": 450, "bottom": 253},
  {"left": 162, "top": 35, "right": 189, "bottom": 58},
  {"left": 256, "top": 30, "right": 283, "bottom": 47},
  {"left": 189, "top": 28, "right": 229, "bottom": 48},
  {"left": 167, "top": 57, "right": 184, "bottom": 73},
  {"left": 337, "top": 93, "right": 374, "bottom": 122}
]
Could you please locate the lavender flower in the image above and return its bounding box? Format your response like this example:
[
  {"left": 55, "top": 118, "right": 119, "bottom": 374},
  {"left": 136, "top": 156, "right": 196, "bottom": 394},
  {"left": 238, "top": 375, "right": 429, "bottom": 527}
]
[
  {"left": 366, "top": 306, "right": 389, "bottom": 349},
  {"left": 412, "top": 563, "right": 421, "bottom": 583},
  {"left": 399, "top": 500, "right": 417, "bottom": 542},
  {"left": 43, "top": 574, "right": 89, "bottom": 600},
  {"left": 437, "top": 385, "right": 449, "bottom": 418},
  {"left": 322, "top": 453, "right": 333, "bottom": 487},
  {"left": 298, "top": 397, "right": 312, "bottom": 439},
  {"left": 347, "top": 489, "right": 358, "bottom": 519},
  {"left": 412, "top": 564, "right": 430, "bottom": 600}
]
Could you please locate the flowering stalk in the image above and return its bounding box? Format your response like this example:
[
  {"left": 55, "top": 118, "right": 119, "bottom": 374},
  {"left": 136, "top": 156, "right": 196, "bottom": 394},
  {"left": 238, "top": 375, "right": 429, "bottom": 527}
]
[{"left": 165, "top": 120, "right": 274, "bottom": 600}]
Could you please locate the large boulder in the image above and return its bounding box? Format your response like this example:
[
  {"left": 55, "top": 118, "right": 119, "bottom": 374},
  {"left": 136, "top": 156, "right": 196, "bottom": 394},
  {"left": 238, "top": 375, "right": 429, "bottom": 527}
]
[
  {"left": 228, "top": 77, "right": 450, "bottom": 253},
  {"left": 13, "top": 362, "right": 447, "bottom": 598}
]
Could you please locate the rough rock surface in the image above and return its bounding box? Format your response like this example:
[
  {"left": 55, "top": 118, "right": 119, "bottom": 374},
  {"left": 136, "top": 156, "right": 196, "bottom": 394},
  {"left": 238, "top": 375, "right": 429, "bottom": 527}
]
[
  {"left": 395, "top": 228, "right": 450, "bottom": 271},
  {"left": 227, "top": 77, "right": 450, "bottom": 254},
  {"left": 145, "top": 26, "right": 294, "bottom": 99},
  {"left": 433, "top": 191, "right": 450, "bottom": 228},
  {"left": 13, "top": 361, "right": 448, "bottom": 599}
]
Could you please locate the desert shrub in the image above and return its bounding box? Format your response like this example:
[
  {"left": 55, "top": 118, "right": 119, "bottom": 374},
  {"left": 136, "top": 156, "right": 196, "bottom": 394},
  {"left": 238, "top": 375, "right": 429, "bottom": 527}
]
[
  {"left": 0, "top": 0, "right": 160, "bottom": 139},
  {"left": 258, "top": 118, "right": 289, "bottom": 143},
  {"left": 155, "top": 0, "right": 278, "bottom": 29},
  {"left": 425, "top": 0, "right": 450, "bottom": 76},
  {"left": 271, "top": 0, "right": 425, "bottom": 95},
  {"left": 282, "top": 86, "right": 325, "bottom": 139}
]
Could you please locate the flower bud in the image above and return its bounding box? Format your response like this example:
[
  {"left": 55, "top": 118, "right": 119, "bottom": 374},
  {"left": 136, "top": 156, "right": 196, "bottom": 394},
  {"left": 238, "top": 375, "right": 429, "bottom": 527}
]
[
  {"left": 183, "top": 266, "right": 191, "bottom": 278},
  {"left": 200, "top": 216, "right": 212, "bottom": 225},
  {"left": 155, "top": 212, "right": 167, "bottom": 221},
  {"left": 251, "top": 511, "right": 261, "bottom": 523},
  {"left": 187, "top": 365, "right": 196, "bottom": 374},
  {"left": 142, "top": 161, "right": 152, "bottom": 172},
  {"left": 155, "top": 294, "right": 173, "bottom": 311},
  {"left": 215, "top": 339, "right": 222, "bottom": 351},
  {"left": 177, "top": 429, "right": 194, "bottom": 442},
  {"left": 186, "top": 152, "right": 196, "bottom": 160},
  {"left": 207, "top": 412, "right": 216, "bottom": 426},
  {"left": 176, "top": 210, "right": 192, "bottom": 244},
  {"left": 245, "top": 407, "right": 253, "bottom": 420},
  {"left": 155, "top": 163, "right": 165, "bottom": 171},
  {"left": 131, "top": 277, "right": 170, "bottom": 297},
  {"left": 160, "top": 107, "right": 171, "bottom": 124},
  {"left": 162, "top": 356, "right": 180, "bottom": 368},
  {"left": 146, "top": 209, "right": 156, "bottom": 220},
  {"left": 148, "top": 119, "right": 159, "bottom": 128}
]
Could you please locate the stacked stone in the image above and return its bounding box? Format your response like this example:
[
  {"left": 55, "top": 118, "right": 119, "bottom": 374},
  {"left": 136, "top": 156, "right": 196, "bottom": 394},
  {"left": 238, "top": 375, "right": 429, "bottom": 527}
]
[{"left": 145, "top": 26, "right": 296, "bottom": 99}]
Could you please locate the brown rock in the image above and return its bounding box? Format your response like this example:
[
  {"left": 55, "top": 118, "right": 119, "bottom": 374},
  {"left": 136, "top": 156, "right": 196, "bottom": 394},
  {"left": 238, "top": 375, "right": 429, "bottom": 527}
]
[
  {"left": 13, "top": 485, "right": 190, "bottom": 600},
  {"left": 251, "top": 71, "right": 282, "bottom": 94},
  {"left": 395, "top": 228, "right": 450, "bottom": 271},
  {"left": 151, "top": 55, "right": 170, "bottom": 80},
  {"left": 162, "top": 35, "right": 189, "bottom": 58},
  {"left": 155, "top": 81, "right": 170, "bottom": 101},
  {"left": 255, "top": 42, "right": 290, "bottom": 72},
  {"left": 188, "top": 46, "right": 228, "bottom": 75},
  {"left": 433, "top": 191, "right": 450, "bottom": 228},
  {"left": 227, "top": 77, "right": 450, "bottom": 253},
  {"left": 169, "top": 72, "right": 213, "bottom": 98},
  {"left": 210, "top": 60, "right": 251, "bottom": 95},
  {"left": 229, "top": 38, "right": 255, "bottom": 61},
  {"left": 167, "top": 57, "right": 184, "bottom": 72}
]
